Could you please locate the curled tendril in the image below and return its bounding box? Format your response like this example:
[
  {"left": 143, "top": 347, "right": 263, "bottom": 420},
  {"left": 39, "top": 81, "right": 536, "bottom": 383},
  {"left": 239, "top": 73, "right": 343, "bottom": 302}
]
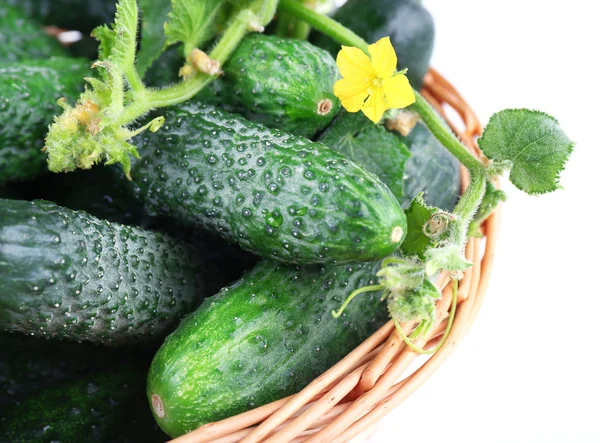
[{"left": 423, "top": 211, "right": 454, "bottom": 240}]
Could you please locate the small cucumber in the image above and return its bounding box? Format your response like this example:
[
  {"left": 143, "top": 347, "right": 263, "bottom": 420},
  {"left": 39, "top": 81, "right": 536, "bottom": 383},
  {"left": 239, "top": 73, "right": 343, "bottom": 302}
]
[
  {"left": 132, "top": 103, "right": 406, "bottom": 265},
  {"left": 400, "top": 122, "right": 461, "bottom": 211},
  {"left": 198, "top": 35, "right": 340, "bottom": 137},
  {"left": 0, "top": 4, "right": 66, "bottom": 63},
  {"left": 313, "top": 0, "right": 435, "bottom": 89},
  {"left": 5, "top": 0, "right": 116, "bottom": 33},
  {"left": 147, "top": 260, "right": 388, "bottom": 437},
  {"left": 0, "top": 199, "right": 208, "bottom": 345},
  {"left": 0, "top": 365, "right": 166, "bottom": 443},
  {"left": 0, "top": 57, "right": 91, "bottom": 184}
]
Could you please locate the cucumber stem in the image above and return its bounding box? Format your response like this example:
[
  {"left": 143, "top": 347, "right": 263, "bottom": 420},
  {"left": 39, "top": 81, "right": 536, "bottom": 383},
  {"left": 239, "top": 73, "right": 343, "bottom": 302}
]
[{"left": 280, "top": 0, "right": 487, "bottom": 262}]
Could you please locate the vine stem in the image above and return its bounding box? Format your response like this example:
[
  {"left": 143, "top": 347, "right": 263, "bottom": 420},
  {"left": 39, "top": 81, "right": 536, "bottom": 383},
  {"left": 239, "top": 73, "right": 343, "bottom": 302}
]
[
  {"left": 280, "top": 0, "right": 487, "bottom": 256},
  {"left": 115, "top": 0, "right": 280, "bottom": 126}
]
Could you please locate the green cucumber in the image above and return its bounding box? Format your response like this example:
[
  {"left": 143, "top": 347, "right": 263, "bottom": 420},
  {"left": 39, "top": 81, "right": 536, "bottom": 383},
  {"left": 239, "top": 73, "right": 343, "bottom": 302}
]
[
  {"left": 0, "top": 57, "right": 91, "bottom": 184},
  {"left": 0, "top": 364, "right": 166, "bottom": 443},
  {"left": 147, "top": 260, "right": 388, "bottom": 437},
  {"left": 400, "top": 122, "right": 461, "bottom": 211},
  {"left": 0, "top": 4, "right": 66, "bottom": 63},
  {"left": 312, "top": 0, "right": 435, "bottom": 89},
  {"left": 132, "top": 103, "right": 406, "bottom": 265},
  {"left": 198, "top": 34, "right": 340, "bottom": 137},
  {"left": 0, "top": 199, "right": 208, "bottom": 345},
  {"left": 5, "top": 0, "right": 116, "bottom": 33},
  {"left": 318, "top": 110, "right": 411, "bottom": 202}
]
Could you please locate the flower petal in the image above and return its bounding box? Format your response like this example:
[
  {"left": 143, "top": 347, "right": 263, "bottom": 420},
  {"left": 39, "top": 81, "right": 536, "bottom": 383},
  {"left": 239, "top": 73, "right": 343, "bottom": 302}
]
[
  {"left": 368, "top": 37, "right": 397, "bottom": 79},
  {"left": 336, "top": 45, "right": 376, "bottom": 80},
  {"left": 361, "top": 88, "right": 389, "bottom": 123},
  {"left": 334, "top": 77, "right": 370, "bottom": 112},
  {"left": 382, "top": 74, "right": 416, "bottom": 108}
]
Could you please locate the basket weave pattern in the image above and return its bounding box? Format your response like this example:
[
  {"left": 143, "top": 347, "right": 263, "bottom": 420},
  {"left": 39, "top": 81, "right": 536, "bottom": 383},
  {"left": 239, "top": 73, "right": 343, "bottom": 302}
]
[{"left": 171, "top": 68, "right": 499, "bottom": 443}]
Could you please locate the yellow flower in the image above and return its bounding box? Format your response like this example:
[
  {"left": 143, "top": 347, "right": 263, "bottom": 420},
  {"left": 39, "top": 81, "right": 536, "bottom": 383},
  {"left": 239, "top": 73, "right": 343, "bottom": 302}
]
[{"left": 333, "top": 37, "right": 415, "bottom": 123}]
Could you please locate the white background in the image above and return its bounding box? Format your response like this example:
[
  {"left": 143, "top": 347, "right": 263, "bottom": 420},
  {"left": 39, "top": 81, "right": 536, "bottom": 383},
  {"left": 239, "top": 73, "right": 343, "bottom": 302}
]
[{"left": 371, "top": 1, "right": 600, "bottom": 442}]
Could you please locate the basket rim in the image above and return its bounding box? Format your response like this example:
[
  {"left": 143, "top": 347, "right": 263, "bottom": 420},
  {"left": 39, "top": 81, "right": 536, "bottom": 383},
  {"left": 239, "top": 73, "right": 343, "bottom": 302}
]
[{"left": 170, "top": 68, "right": 500, "bottom": 443}]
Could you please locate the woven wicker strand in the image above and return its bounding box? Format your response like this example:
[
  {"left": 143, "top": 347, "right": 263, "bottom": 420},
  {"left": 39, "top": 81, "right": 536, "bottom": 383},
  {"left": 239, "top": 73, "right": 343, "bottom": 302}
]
[{"left": 171, "top": 68, "right": 500, "bottom": 443}]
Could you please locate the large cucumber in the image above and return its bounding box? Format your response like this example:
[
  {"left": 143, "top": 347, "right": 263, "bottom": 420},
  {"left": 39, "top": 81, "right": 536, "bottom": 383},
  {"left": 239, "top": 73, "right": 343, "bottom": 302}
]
[
  {"left": 147, "top": 260, "right": 388, "bottom": 437},
  {"left": 198, "top": 34, "right": 341, "bottom": 138},
  {"left": 0, "top": 364, "right": 166, "bottom": 443},
  {"left": 0, "top": 199, "right": 208, "bottom": 345},
  {"left": 0, "top": 57, "right": 91, "bottom": 184},
  {"left": 0, "top": 4, "right": 66, "bottom": 63},
  {"left": 132, "top": 103, "right": 406, "bottom": 265},
  {"left": 312, "top": 0, "right": 435, "bottom": 89}
]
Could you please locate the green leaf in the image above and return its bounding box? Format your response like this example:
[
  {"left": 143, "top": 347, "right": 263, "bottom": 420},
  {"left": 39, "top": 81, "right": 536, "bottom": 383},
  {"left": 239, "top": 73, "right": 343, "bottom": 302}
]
[
  {"left": 400, "top": 194, "right": 450, "bottom": 259},
  {"left": 91, "top": 24, "right": 116, "bottom": 61},
  {"left": 479, "top": 109, "right": 574, "bottom": 194},
  {"left": 468, "top": 181, "right": 506, "bottom": 237},
  {"left": 318, "top": 110, "right": 411, "bottom": 201},
  {"left": 137, "top": 0, "right": 172, "bottom": 75},
  {"left": 109, "top": 0, "right": 139, "bottom": 70},
  {"left": 387, "top": 278, "right": 440, "bottom": 324},
  {"left": 165, "top": 0, "right": 226, "bottom": 57}
]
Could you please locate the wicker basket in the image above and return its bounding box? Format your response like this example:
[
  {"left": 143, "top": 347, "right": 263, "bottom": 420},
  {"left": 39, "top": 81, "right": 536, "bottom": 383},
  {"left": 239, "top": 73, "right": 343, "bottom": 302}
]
[{"left": 168, "top": 68, "right": 500, "bottom": 443}]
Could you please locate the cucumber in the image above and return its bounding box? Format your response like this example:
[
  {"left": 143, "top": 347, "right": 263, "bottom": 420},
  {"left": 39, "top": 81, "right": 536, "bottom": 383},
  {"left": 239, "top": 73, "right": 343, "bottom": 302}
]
[
  {"left": 198, "top": 34, "right": 340, "bottom": 137},
  {"left": 0, "top": 57, "right": 91, "bottom": 184},
  {"left": 312, "top": 0, "right": 435, "bottom": 89},
  {"left": 132, "top": 102, "right": 406, "bottom": 265},
  {"left": 147, "top": 260, "right": 388, "bottom": 437},
  {"left": 0, "top": 365, "right": 166, "bottom": 443},
  {"left": 0, "top": 4, "right": 66, "bottom": 63},
  {"left": 318, "top": 110, "right": 411, "bottom": 202},
  {"left": 5, "top": 0, "right": 116, "bottom": 33},
  {"left": 0, "top": 199, "right": 208, "bottom": 345},
  {"left": 400, "top": 122, "right": 461, "bottom": 211}
]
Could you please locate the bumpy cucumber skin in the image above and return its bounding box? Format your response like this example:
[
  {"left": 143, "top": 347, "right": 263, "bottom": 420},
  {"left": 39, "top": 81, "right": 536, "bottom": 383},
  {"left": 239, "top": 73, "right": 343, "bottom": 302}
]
[
  {"left": 0, "top": 199, "right": 207, "bottom": 345},
  {"left": 147, "top": 260, "right": 388, "bottom": 437},
  {"left": 5, "top": 0, "right": 115, "bottom": 33},
  {"left": 0, "top": 4, "right": 66, "bottom": 63},
  {"left": 132, "top": 103, "right": 406, "bottom": 265},
  {"left": 0, "top": 57, "right": 90, "bottom": 184},
  {"left": 401, "top": 123, "right": 461, "bottom": 211},
  {"left": 198, "top": 35, "right": 341, "bottom": 138},
  {"left": 313, "top": 0, "right": 434, "bottom": 89},
  {"left": 0, "top": 365, "right": 166, "bottom": 443}
]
